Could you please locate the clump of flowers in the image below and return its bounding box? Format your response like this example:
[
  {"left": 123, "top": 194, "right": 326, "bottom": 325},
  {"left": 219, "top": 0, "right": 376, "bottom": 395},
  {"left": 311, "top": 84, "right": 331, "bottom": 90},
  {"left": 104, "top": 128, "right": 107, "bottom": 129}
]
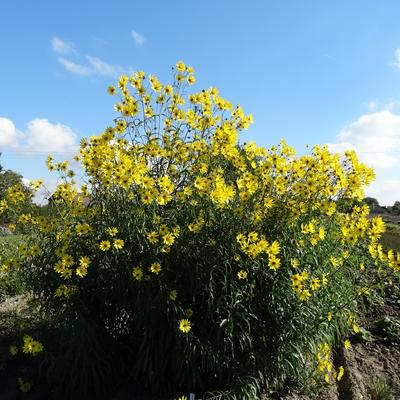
[
  {"left": 22, "top": 335, "right": 44, "bottom": 356},
  {"left": 2, "top": 61, "right": 399, "bottom": 399}
]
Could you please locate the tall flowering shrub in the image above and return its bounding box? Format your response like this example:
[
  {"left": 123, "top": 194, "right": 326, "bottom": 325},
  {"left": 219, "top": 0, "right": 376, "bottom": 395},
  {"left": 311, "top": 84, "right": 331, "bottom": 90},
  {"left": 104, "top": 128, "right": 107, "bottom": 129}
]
[{"left": 2, "top": 62, "right": 399, "bottom": 399}]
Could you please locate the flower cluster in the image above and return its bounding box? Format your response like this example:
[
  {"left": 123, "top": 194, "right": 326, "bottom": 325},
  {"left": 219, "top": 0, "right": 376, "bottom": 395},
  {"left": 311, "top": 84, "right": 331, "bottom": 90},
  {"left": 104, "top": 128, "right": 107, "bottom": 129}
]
[{"left": 2, "top": 62, "right": 399, "bottom": 397}]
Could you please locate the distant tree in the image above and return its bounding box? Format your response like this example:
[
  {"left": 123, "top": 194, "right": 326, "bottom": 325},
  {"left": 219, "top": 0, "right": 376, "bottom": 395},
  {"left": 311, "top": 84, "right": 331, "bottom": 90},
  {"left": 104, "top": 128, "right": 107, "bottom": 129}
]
[
  {"left": 0, "top": 169, "right": 29, "bottom": 200},
  {"left": 0, "top": 155, "right": 33, "bottom": 224},
  {"left": 363, "top": 197, "right": 380, "bottom": 210},
  {"left": 392, "top": 201, "right": 400, "bottom": 215}
]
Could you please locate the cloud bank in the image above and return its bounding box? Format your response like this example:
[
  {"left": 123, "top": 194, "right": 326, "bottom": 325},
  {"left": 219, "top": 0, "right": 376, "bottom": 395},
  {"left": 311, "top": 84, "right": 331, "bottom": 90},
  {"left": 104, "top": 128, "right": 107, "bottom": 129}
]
[
  {"left": 328, "top": 110, "right": 400, "bottom": 169},
  {"left": 328, "top": 110, "right": 400, "bottom": 206},
  {"left": 0, "top": 116, "right": 78, "bottom": 155}
]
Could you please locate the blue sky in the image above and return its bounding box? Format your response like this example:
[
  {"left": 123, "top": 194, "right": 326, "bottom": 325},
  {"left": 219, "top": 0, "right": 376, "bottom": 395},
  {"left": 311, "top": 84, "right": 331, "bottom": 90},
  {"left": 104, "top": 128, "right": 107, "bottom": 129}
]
[{"left": 1, "top": 0, "right": 400, "bottom": 205}]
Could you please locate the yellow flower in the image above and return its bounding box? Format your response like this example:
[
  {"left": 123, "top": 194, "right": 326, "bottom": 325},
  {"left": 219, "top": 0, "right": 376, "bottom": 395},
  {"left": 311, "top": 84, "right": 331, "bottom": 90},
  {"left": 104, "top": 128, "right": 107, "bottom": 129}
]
[
  {"left": 132, "top": 266, "right": 144, "bottom": 281},
  {"left": 164, "top": 85, "right": 173, "bottom": 95},
  {"left": 237, "top": 270, "right": 248, "bottom": 280},
  {"left": 337, "top": 366, "right": 344, "bottom": 381},
  {"left": 299, "top": 289, "right": 311, "bottom": 301},
  {"left": 144, "top": 107, "right": 153, "bottom": 117},
  {"left": 310, "top": 278, "right": 321, "bottom": 291},
  {"left": 22, "top": 335, "right": 43, "bottom": 355},
  {"left": 107, "top": 85, "right": 117, "bottom": 95},
  {"left": 330, "top": 256, "right": 340, "bottom": 268},
  {"left": 268, "top": 256, "right": 281, "bottom": 271},
  {"left": 76, "top": 265, "right": 88, "bottom": 278},
  {"left": 290, "top": 258, "right": 299, "bottom": 268},
  {"left": 163, "top": 233, "right": 175, "bottom": 246},
  {"left": 344, "top": 339, "right": 351, "bottom": 350},
  {"left": 179, "top": 319, "right": 191, "bottom": 333},
  {"left": 358, "top": 286, "right": 370, "bottom": 296},
  {"left": 150, "top": 262, "right": 162, "bottom": 275},
  {"left": 147, "top": 231, "right": 158, "bottom": 244},
  {"left": 62, "top": 254, "right": 74, "bottom": 267},
  {"left": 248, "top": 231, "right": 259, "bottom": 242},
  {"left": 169, "top": 290, "right": 177, "bottom": 300},
  {"left": 113, "top": 239, "right": 124, "bottom": 250},
  {"left": 159, "top": 224, "right": 169, "bottom": 235},
  {"left": 269, "top": 241, "right": 281, "bottom": 255},
  {"left": 186, "top": 308, "right": 193, "bottom": 317},
  {"left": 79, "top": 256, "right": 90, "bottom": 268},
  {"left": 107, "top": 227, "right": 118, "bottom": 236},
  {"left": 176, "top": 60, "right": 186, "bottom": 71},
  {"left": 99, "top": 240, "right": 111, "bottom": 251}
]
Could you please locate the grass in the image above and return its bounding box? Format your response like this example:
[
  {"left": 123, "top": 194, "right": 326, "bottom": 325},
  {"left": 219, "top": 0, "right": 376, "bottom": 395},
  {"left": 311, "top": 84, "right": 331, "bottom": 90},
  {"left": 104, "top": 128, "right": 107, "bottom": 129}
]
[
  {"left": 367, "top": 376, "right": 394, "bottom": 400},
  {"left": 385, "top": 223, "right": 400, "bottom": 234}
]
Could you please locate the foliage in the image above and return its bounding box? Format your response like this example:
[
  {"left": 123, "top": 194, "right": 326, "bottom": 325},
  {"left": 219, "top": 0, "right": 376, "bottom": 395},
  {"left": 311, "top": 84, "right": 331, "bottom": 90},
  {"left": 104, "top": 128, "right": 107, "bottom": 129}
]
[
  {"left": 363, "top": 196, "right": 380, "bottom": 210},
  {"left": 0, "top": 235, "right": 29, "bottom": 299},
  {"left": 2, "top": 62, "right": 399, "bottom": 399},
  {"left": 367, "top": 376, "right": 394, "bottom": 400},
  {"left": 0, "top": 154, "right": 36, "bottom": 226},
  {"left": 374, "top": 315, "right": 400, "bottom": 343},
  {"left": 391, "top": 201, "right": 400, "bottom": 215}
]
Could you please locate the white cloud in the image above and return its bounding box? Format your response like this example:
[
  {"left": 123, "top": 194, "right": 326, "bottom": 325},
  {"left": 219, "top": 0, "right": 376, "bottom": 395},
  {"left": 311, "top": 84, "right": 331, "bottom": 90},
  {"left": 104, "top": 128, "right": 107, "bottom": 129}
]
[
  {"left": 86, "top": 56, "right": 123, "bottom": 78},
  {"left": 393, "top": 48, "right": 400, "bottom": 69},
  {"left": 328, "top": 110, "right": 400, "bottom": 205},
  {"left": 58, "top": 57, "right": 93, "bottom": 76},
  {"left": 52, "top": 36, "right": 130, "bottom": 78},
  {"left": 24, "top": 118, "right": 78, "bottom": 153},
  {"left": 329, "top": 111, "right": 400, "bottom": 169},
  {"left": 57, "top": 56, "right": 125, "bottom": 78},
  {"left": 365, "top": 179, "right": 400, "bottom": 207},
  {"left": 51, "top": 37, "right": 75, "bottom": 55},
  {"left": 326, "top": 141, "right": 355, "bottom": 155},
  {"left": 367, "top": 99, "right": 400, "bottom": 112},
  {"left": 383, "top": 99, "right": 400, "bottom": 111},
  {"left": 131, "top": 30, "right": 146, "bottom": 46},
  {"left": 367, "top": 100, "right": 378, "bottom": 111},
  {"left": 0, "top": 117, "right": 78, "bottom": 155},
  {"left": 0, "top": 117, "right": 22, "bottom": 148}
]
